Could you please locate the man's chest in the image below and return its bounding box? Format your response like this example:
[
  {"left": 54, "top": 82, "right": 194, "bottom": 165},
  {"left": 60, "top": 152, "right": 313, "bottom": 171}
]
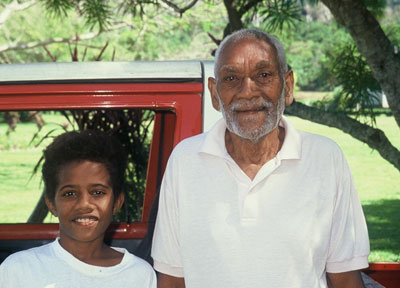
[{"left": 177, "top": 158, "right": 336, "bottom": 284}]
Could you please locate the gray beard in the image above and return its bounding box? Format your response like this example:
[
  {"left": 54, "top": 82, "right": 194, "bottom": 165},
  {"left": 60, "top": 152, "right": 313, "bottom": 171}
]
[{"left": 218, "top": 87, "right": 286, "bottom": 143}]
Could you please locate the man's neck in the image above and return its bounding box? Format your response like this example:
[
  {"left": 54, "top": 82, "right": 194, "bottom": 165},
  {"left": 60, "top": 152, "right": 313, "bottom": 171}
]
[{"left": 225, "top": 125, "right": 285, "bottom": 180}]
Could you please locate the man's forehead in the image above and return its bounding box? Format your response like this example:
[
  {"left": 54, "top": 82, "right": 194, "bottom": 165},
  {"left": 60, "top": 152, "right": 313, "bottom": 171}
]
[{"left": 219, "top": 60, "right": 274, "bottom": 72}]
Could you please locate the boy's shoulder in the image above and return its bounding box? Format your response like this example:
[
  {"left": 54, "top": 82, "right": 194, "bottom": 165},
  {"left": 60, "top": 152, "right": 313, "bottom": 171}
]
[
  {"left": 109, "top": 247, "right": 156, "bottom": 287},
  {"left": 0, "top": 241, "right": 54, "bottom": 272},
  {"left": 112, "top": 247, "right": 154, "bottom": 272}
]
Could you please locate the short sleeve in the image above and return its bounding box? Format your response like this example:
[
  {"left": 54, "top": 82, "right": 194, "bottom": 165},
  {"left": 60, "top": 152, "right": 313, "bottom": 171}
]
[
  {"left": 151, "top": 155, "right": 184, "bottom": 277},
  {"left": 326, "top": 151, "right": 370, "bottom": 273},
  {"left": 0, "top": 253, "right": 21, "bottom": 288},
  {"left": 0, "top": 261, "right": 9, "bottom": 288}
]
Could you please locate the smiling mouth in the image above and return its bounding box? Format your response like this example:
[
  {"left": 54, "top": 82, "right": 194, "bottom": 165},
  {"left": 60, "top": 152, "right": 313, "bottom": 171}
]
[
  {"left": 235, "top": 106, "right": 267, "bottom": 113},
  {"left": 73, "top": 216, "right": 98, "bottom": 226}
]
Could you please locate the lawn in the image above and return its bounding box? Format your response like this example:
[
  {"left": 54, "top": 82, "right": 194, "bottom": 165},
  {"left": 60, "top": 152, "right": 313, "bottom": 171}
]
[
  {"left": 0, "top": 112, "right": 399, "bottom": 262},
  {"left": 0, "top": 113, "right": 69, "bottom": 223}
]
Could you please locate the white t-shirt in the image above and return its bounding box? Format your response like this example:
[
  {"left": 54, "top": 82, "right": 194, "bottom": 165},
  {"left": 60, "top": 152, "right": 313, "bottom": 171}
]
[
  {"left": 151, "top": 116, "right": 370, "bottom": 288},
  {"left": 0, "top": 239, "right": 156, "bottom": 288}
]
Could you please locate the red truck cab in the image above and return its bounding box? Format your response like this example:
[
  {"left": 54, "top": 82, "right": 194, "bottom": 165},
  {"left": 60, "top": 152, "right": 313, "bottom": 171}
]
[
  {"left": 0, "top": 61, "right": 398, "bottom": 287},
  {"left": 0, "top": 61, "right": 209, "bottom": 260}
]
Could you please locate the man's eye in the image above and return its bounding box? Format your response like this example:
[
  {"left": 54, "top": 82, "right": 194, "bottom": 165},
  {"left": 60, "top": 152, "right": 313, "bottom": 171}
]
[
  {"left": 256, "top": 72, "right": 273, "bottom": 84},
  {"left": 259, "top": 72, "right": 270, "bottom": 78},
  {"left": 224, "top": 75, "right": 237, "bottom": 81}
]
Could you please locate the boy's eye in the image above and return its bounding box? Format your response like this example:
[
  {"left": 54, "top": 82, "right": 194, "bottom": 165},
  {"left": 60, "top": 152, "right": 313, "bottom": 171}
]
[
  {"left": 92, "top": 190, "right": 106, "bottom": 196},
  {"left": 62, "top": 190, "right": 76, "bottom": 197}
]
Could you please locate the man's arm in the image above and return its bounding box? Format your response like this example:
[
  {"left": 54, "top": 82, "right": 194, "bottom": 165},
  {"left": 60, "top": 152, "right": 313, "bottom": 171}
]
[
  {"left": 327, "top": 271, "right": 364, "bottom": 288},
  {"left": 157, "top": 272, "right": 185, "bottom": 288}
]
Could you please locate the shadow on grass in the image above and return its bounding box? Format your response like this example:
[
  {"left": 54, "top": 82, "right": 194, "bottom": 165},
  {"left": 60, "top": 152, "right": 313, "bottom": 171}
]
[{"left": 362, "top": 199, "right": 400, "bottom": 262}]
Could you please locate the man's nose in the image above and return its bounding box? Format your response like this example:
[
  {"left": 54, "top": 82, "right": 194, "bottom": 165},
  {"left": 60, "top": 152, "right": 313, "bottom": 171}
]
[{"left": 238, "top": 76, "right": 257, "bottom": 98}]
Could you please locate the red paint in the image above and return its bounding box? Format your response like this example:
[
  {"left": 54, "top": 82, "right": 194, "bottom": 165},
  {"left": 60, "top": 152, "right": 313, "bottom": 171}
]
[
  {"left": 0, "top": 223, "right": 147, "bottom": 240},
  {"left": 363, "top": 263, "right": 400, "bottom": 288}
]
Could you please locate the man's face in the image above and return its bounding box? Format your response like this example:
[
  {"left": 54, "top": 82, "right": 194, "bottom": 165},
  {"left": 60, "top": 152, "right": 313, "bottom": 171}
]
[{"left": 209, "top": 38, "right": 293, "bottom": 142}]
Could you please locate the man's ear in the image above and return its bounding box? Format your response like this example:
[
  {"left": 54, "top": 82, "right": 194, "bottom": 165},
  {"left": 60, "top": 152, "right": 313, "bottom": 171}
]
[
  {"left": 208, "top": 77, "right": 221, "bottom": 111},
  {"left": 284, "top": 70, "right": 294, "bottom": 106},
  {"left": 113, "top": 193, "right": 125, "bottom": 215},
  {"left": 45, "top": 196, "right": 58, "bottom": 217}
]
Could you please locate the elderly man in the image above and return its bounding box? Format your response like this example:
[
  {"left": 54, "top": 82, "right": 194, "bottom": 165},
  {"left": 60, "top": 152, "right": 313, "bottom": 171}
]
[{"left": 151, "top": 29, "right": 370, "bottom": 288}]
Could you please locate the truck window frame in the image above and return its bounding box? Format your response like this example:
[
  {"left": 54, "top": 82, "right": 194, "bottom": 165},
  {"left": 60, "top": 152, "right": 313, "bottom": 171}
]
[{"left": 0, "top": 80, "right": 203, "bottom": 242}]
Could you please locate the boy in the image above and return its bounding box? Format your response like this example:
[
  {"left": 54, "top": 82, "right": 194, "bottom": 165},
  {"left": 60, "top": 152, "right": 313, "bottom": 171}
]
[{"left": 0, "top": 130, "right": 156, "bottom": 287}]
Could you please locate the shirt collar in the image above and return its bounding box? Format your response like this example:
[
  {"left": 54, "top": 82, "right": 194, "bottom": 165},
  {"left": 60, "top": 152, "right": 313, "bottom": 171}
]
[{"left": 199, "top": 115, "right": 301, "bottom": 160}]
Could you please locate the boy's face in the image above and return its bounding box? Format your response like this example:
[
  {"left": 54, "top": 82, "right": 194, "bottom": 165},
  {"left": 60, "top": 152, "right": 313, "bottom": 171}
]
[{"left": 45, "top": 160, "right": 124, "bottom": 246}]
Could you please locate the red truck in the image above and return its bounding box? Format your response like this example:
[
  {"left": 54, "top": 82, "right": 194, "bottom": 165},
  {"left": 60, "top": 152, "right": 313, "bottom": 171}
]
[{"left": 0, "top": 61, "right": 398, "bottom": 287}]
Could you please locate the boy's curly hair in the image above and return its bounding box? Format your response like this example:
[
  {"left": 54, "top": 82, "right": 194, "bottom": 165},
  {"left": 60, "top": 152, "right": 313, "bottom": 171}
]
[{"left": 42, "top": 130, "right": 127, "bottom": 202}]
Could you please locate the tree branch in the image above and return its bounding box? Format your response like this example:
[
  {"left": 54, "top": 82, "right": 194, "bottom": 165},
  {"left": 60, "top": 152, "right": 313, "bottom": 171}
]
[
  {"left": 0, "top": 23, "right": 128, "bottom": 53},
  {"left": 0, "top": 0, "right": 38, "bottom": 30},
  {"left": 210, "top": 0, "right": 263, "bottom": 52},
  {"left": 285, "top": 101, "right": 400, "bottom": 172},
  {"left": 42, "top": 45, "right": 56, "bottom": 62},
  {"left": 239, "top": 0, "right": 264, "bottom": 16},
  {"left": 223, "top": 0, "right": 244, "bottom": 34},
  {"left": 160, "top": 0, "right": 198, "bottom": 16}
]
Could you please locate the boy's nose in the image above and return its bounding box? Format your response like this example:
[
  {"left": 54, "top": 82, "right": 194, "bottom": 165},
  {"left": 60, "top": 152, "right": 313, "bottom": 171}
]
[{"left": 76, "top": 193, "right": 95, "bottom": 211}]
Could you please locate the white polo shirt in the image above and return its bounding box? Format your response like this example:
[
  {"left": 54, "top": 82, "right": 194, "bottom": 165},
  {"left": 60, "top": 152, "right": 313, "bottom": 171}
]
[{"left": 151, "top": 116, "right": 369, "bottom": 288}]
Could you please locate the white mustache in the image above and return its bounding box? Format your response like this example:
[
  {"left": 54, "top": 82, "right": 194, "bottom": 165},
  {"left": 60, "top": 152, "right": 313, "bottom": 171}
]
[{"left": 228, "top": 99, "right": 274, "bottom": 112}]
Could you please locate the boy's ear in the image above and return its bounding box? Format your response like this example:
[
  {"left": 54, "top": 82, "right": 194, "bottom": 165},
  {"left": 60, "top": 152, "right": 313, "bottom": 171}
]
[
  {"left": 45, "top": 196, "right": 58, "bottom": 217},
  {"left": 113, "top": 193, "right": 125, "bottom": 215}
]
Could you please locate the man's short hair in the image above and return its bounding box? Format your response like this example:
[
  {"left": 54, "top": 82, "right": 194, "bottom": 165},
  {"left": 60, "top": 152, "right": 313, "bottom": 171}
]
[
  {"left": 214, "top": 29, "right": 288, "bottom": 79},
  {"left": 42, "top": 130, "right": 127, "bottom": 202}
]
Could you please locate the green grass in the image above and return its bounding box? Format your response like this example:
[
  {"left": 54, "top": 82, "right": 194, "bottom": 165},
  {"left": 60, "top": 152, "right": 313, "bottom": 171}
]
[
  {"left": 0, "top": 150, "right": 43, "bottom": 222},
  {"left": 0, "top": 113, "right": 399, "bottom": 262},
  {"left": 0, "top": 112, "right": 70, "bottom": 223}
]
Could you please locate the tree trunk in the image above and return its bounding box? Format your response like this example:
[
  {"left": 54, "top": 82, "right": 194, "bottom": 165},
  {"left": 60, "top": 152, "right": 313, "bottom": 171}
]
[
  {"left": 27, "top": 192, "right": 48, "bottom": 223},
  {"left": 223, "top": 0, "right": 245, "bottom": 38},
  {"left": 320, "top": 0, "right": 400, "bottom": 128},
  {"left": 285, "top": 101, "right": 400, "bottom": 172}
]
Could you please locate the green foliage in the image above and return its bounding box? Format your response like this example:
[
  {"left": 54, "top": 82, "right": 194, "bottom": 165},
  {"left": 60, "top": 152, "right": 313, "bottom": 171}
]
[
  {"left": 41, "top": 0, "right": 113, "bottom": 31},
  {"left": 0, "top": 4, "right": 108, "bottom": 63},
  {"left": 384, "top": 22, "right": 400, "bottom": 49},
  {"left": 364, "top": 0, "right": 387, "bottom": 19},
  {"left": 260, "top": 0, "right": 303, "bottom": 32},
  {"left": 39, "top": 0, "right": 159, "bottom": 31},
  {"left": 40, "top": 0, "right": 75, "bottom": 17},
  {"left": 118, "top": 0, "right": 157, "bottom": 17},
  {"left": 81, "top": 0, "right": 111, "bottom": 30},
  {"left": 0, "top": 1, "right": 225, "bottom": 63},
  {"left": 264, "top": 20, "right": 349, "bottom": 91},
  {"left": 316, "top": 42, "right": 382, "bottom": 123}
]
